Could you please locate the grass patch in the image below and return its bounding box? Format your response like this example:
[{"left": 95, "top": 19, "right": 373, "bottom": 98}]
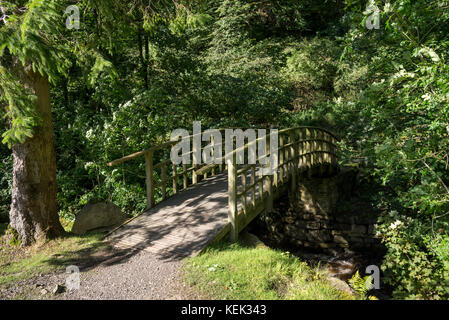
[
  {"left": 182, "top": 240, "right": 354, "bottom": 300},
  {"left": 0, "top": 231, "right": 106, "bottom": 287}
]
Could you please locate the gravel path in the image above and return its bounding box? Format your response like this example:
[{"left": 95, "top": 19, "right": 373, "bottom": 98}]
[
  {"left": 55, "top": 247, "right": 202, "bottom": 300},
  {"left": 0, "top": 246, "right": 203, "bottom": 300},
  {"left": 58, "top": 251, "right": 189, "bottom": 300}
]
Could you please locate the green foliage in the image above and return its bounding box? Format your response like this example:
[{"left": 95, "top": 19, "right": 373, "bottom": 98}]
[
  {"left": 0, "top": 66, "right": 38, "bottom": 146},
  {"left": 282, "top": 38, "right": 341, "bottom": 110},
  {"left": 294, "top": 0, "right": 449, "bottom": 299},
  {"left": 376, "top": 212, "right": 449, "bottom": 299},
  {"left": 348, "top": 270, "right": 371, "bottom": 299}
]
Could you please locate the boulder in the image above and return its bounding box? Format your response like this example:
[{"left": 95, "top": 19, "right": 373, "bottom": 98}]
[
  {"left": 71, "top": 201, "right": 127, "bottom": 235},
  {"left": 327, "top": 276, "right": 354, "bottom": 295}
]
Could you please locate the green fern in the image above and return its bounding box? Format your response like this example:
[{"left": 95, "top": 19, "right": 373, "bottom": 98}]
[{"left": 348, "top": 271, "right": 372, "bottom": 299}]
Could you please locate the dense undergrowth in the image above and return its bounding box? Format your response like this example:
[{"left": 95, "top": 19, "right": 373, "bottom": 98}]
[{"left": 1, "top": 0, "right": 448, "bottom": 299}]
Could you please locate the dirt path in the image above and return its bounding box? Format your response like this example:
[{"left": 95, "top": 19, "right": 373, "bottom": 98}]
[
  {"left": 58, "top": 249, "right": 199, "bottom": 300},
  {"left": 0, "top": 246, "right": 203, "bottom": 300}
]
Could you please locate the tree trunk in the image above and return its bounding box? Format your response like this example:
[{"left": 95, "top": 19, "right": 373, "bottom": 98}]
[{"left": 9, "top": 65, "right": 64, "bottom": 245}]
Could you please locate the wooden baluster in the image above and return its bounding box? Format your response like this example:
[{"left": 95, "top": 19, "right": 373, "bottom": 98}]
[
  {"left": 299, "top": 128, "right": 304, "bottom": 173},
  {"left": 144, "top": 150, "right": 155, "bottom": 209},
  {"left": 227, "top": 151, "right": 238, "bottom": 242},
  {"left": 183, "top": 164, "right": 188, "bottom": 189},
  {"left": 264, "top": 133, "right": 273, "bottom": 210},
  {"left": 289, "top": 129, "right": 297, "bottom": 193},
  {"left": 258, "top": 166, "right": 264, "bottom": 202},
  {"left": 192, "top": 164, "right": 198, "bottom": 184},
  {"left": 264, "top": 174, "right": 273, "bottom": 213},
  {"left": 311, "top": 129, "right": 316, "bottom": 169},
  {"left": 211, "top": 135, "right": 216, "bottom": 176},
  {"left": 219, "top": 135, "right": 224, "bottom": 173},
  {"left": 161, "top": 163, "right": 167, "bottom": 200},
  {"left": 172, "top": 163, "right": 178, "bottom": 195},
  {"left": 306, "top": 129, "right": 312, "bottom": 178},
  {"left": 241, "top": 172, "right": 247, "bottom": 214},
  {"left": 273, "top": 133, "right": 278, "bottom": 188},
  {"left": 279, "top": 134, "right": 284, "bottom": 183},
  {"left": 318, "top": 131, "right": 325, "bottom": 176},
  {"left": 251, "top": 165, "right": 256, "bottom": 208}
]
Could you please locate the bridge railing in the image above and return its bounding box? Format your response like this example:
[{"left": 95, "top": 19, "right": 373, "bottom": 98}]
[
  {"left": 226, "top": 127, "right": 339, "bottom": 241},
  {"left": 108, "top": 126, "right": 338, "bottom": 241},
  {"left": 108, "top": 129, "right": 229, "bottom": 210}
]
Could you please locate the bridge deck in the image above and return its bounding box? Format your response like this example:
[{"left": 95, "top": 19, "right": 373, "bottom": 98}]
[{"left": 106, "top": 173, "right": 230, "bottom": 260}]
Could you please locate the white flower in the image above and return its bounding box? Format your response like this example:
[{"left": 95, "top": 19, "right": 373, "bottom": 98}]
[
  {"left": 389, "top": 220, "right": 402, "bottom": 230},
  {"left": 85, "top": 129, "right": 93, "bottom": 139}
]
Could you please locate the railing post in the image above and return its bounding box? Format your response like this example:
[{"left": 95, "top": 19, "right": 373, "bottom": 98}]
[
  {"left": 241, "top": 172, "right": 247, "bottom": 214},
  {"left": 264, "top": 174, "right": 273, "bottom": 213},
  {"left": 289, "top": 130, "right": 297, "bottom": 193},
  {"left": 306, "top": 129, "right": 312, "bottom": 179},
  {"left": 227, "top": 152, "right": 238, "bottom": 242},
  {"left": 172, "top": 164, "right": 178, "bottom": 195},
  {"left": 144, "top": 150, "right": 155, "bottom": 209},
  {"left": 298, "top": 128, "right": 304, "bottom": 173},
  {"left": 318, "top": 130, "right": 325, "bottom": 176},
  {"left": 251, "top": 165, "right": 256, "bottom": 207},
  {"left": 192, "top": 165, "right": 198, "bottom": 184},
  {"left": 279, "top": 134, "right": 284, "bottom": 184},
  {"left": 183, "top": 164, "right": 188, "bottom": 189}
]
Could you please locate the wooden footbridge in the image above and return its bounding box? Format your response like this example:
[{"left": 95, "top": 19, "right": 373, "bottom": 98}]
[{"left": 105, "top": 127, "right": 339, "bottom": 259}]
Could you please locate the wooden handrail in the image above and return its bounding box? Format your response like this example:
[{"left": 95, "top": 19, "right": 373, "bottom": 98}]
[{"left": 107, "top": 126, "right": 338, "bottom": 167}]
